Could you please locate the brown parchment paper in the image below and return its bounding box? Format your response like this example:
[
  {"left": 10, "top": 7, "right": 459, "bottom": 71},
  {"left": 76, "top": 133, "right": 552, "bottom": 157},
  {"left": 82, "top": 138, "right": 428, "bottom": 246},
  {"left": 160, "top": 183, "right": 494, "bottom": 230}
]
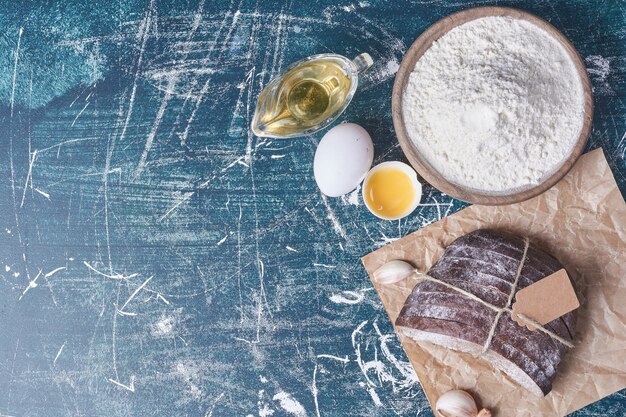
[{"left": 361, "top": 148, "right": 626, "bottom": 417}]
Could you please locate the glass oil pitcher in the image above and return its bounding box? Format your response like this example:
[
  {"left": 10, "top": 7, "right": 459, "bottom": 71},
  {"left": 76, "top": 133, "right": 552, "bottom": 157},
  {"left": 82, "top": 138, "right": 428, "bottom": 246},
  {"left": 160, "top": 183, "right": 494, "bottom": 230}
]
[{"left": 251, "top": 53, "right": 373, "bottom": 138}]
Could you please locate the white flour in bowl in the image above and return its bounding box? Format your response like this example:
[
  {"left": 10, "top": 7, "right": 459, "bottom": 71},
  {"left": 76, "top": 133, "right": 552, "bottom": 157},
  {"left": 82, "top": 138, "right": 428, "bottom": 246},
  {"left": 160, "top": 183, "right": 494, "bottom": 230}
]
[{"left": 402, "top": 16, "right": 585, "bottom": 193}]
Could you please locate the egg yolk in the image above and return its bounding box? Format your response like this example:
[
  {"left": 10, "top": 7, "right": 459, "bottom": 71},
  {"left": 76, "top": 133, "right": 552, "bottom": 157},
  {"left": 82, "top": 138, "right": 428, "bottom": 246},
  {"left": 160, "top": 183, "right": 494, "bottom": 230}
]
[{"left": 364, "top": 168, "right": 416, "bottom": 218}]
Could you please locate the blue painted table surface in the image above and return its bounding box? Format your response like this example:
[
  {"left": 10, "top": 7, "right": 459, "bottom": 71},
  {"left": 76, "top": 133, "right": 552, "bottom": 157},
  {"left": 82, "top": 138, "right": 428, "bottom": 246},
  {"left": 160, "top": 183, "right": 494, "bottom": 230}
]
[{"left": 0, "top": 0, "right": 624, "bottom": 416}]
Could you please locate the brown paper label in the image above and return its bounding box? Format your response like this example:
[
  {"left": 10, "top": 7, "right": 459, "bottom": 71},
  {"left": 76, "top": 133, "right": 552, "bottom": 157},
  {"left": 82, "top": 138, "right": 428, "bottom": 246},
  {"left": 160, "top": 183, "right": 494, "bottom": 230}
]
[{"left": 511, "top": 269, "right": 580, "bottom": 330}]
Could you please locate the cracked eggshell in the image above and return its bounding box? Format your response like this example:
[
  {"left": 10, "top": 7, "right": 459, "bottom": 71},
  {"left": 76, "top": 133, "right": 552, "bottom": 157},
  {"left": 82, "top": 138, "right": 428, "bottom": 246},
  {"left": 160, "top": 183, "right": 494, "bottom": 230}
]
[{"left": 313, "top": 123, "right": 374, "bottom": 197}]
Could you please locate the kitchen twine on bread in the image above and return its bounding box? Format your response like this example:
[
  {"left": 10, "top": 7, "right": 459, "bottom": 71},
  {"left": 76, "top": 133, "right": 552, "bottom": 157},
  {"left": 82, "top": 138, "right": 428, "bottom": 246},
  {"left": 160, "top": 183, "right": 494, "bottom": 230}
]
[{"left": 412, "top": 237, "right": 575, "bottom": 350}]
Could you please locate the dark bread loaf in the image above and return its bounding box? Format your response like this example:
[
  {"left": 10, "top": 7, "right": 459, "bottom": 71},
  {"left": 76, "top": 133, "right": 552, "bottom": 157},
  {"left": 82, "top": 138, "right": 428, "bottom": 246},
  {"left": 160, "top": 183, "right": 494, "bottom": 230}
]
[{"left": 396, "top": 229, "right": 576, "bottom": 396}]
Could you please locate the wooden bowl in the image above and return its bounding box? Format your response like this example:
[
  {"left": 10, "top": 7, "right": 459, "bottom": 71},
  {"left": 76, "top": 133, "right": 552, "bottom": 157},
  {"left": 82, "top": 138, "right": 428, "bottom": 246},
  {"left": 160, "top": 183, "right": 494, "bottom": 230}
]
[{"left": 392, "top": 6, "right": 593, "bottom": 205}]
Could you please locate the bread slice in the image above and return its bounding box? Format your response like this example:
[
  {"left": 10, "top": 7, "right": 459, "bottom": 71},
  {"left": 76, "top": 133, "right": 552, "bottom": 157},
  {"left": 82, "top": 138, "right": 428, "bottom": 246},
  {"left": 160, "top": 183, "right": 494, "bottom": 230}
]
[{"left": 396, "top": 229, "right": 576, "bottom": 396}]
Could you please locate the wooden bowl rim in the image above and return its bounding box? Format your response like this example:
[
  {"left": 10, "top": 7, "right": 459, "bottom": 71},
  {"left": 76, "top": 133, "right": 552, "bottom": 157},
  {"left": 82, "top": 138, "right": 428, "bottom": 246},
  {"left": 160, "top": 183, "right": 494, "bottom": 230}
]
[{"left": 392, "top": 6, "right": 594, "bottom": 206}]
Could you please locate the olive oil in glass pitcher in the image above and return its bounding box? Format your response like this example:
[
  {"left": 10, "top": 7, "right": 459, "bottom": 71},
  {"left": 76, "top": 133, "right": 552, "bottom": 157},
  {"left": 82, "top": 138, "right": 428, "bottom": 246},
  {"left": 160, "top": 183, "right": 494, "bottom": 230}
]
[{"left": 251, "top": 53, "right": 373, "bottom": 138}]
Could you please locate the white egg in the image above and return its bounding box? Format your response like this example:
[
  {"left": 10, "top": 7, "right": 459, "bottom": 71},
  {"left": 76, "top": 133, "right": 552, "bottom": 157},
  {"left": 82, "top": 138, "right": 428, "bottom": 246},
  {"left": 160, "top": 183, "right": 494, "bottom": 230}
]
[{"left": 314, "top": 123, "right": 374, "bottom": 197}]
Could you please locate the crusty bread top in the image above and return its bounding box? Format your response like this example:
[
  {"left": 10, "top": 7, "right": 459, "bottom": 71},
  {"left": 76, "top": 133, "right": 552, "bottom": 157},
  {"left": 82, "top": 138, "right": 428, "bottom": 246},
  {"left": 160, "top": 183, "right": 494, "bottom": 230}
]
[{"left": 396, "top": 229, "right": 577, "bottom": 395}]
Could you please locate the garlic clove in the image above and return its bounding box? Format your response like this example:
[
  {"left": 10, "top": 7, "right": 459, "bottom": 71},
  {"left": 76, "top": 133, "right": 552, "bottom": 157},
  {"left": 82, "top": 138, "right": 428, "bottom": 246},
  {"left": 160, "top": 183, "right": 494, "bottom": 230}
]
[
  {"left": 373, "top": 260, "right": 415, "bottom": 284},
  {"left": 435, "top": 389, "right": 478, "bottom": 417},
  {"left": 476, "top": 409, "right": 491, "bottom": 417}
]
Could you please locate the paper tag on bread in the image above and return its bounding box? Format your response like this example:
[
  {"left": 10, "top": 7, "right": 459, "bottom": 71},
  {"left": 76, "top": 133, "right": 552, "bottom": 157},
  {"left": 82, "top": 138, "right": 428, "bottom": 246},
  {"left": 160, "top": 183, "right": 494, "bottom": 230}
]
[{"left": 512, "top": 269, "right": 580, "bottom": 331}]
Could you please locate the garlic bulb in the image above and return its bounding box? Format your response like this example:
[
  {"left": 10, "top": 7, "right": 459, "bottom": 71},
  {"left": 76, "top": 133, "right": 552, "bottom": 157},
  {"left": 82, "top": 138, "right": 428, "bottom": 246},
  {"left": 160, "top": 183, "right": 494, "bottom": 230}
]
[
  {"left": 373, "top": 260, "right": 415, "bottom": 284},
  {"left": 435, "top": 390, "right": 477, "bottom": 417}
]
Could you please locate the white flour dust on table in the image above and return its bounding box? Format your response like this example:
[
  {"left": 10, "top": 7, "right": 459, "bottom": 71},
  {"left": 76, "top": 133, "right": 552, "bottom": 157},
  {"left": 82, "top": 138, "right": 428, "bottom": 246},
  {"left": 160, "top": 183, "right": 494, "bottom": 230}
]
[{"left": 402, "top": 16, "right": 585, "bottom": 192}]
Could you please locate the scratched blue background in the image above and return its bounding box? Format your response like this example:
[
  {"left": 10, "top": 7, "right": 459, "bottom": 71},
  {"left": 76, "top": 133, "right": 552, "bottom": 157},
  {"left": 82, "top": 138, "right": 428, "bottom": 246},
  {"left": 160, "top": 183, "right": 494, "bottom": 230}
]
[{"left": 0, "top": 0, "right": 624, "bottom": 416}]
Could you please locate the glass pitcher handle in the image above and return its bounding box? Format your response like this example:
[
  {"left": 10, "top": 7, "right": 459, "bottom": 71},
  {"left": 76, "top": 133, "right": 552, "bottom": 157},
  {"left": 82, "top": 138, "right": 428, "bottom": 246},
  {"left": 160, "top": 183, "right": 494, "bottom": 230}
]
[{"left": 352, "top": 53, "right": 373, "bottom": 74}]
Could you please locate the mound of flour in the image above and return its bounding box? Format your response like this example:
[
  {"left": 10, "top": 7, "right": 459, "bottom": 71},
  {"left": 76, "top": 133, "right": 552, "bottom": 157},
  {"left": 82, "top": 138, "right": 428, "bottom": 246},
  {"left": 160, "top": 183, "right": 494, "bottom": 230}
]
[{"left": 402, "top": 16, "right": 585, "bottom": 192}]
